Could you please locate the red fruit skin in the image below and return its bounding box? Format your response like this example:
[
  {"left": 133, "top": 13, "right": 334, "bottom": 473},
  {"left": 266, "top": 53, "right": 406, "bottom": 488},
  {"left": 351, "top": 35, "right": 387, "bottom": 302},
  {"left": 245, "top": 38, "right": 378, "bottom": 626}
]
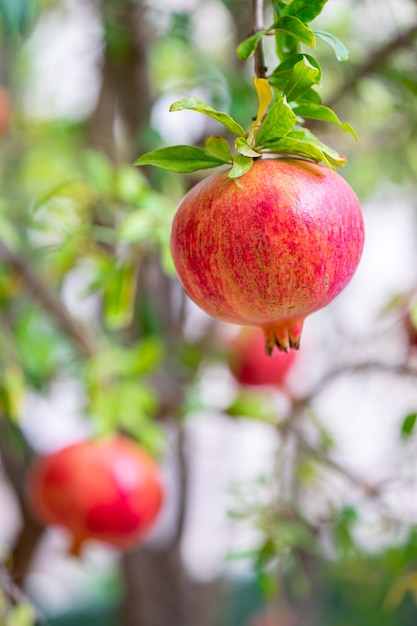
[
  {"left": 0, "top": 88, "right": 10, "bottom": 137},
  {"left": 229, "top": 327, "right": 296, "bottom": 387},
  {"left": 27, "top": 437, "right": 163, "bottom": 553},
  {"left": 171, "top": 159, "right": 364, "bottom": 352}
]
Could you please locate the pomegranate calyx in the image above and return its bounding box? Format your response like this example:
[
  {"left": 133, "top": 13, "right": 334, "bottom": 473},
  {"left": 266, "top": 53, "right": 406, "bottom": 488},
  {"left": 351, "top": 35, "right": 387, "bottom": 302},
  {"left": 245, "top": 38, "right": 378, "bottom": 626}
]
[
  {"left": 68, "top": 534, "right": 85, "bottom": 558},
  {"left": 262, "top": 318, "right": 304, "bottom": 355}
]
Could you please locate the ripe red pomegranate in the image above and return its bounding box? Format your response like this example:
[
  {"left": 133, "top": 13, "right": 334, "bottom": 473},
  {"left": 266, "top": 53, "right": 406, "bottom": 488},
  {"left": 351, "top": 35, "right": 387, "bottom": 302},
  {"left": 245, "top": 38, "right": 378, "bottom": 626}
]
[
  {"left": 171, "top": 158, "right": 364, "bottom": 353},
  {"left": 0, "top": 87, "right": 10, "bottom": 137},
  {"left": 27, "top": 436, "right": 164, "bottom": 554},
  {"left": 229, "top": 326, "right": 296, "bottom": 388}
]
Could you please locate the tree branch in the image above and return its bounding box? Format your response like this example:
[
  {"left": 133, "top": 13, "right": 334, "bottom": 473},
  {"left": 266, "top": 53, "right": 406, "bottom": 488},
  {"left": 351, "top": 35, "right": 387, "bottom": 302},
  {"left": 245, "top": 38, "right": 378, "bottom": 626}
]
[
  {"left": 326, "top": 22, "right": 417, "bottom": 109},
  {"left": 253, "top": 0, "right": 266, "bottom": 78},
  {"left": 294, "top": 359, "right": 417, "bottom": 409},
  {"left": 0, "top": 241, "right": 96, "bottom": 358}
]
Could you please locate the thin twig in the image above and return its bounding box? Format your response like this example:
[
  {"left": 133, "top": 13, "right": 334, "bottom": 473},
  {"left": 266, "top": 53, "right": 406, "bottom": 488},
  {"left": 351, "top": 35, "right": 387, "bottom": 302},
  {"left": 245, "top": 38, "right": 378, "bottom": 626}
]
[
  {"left": 253, "top": 0, "right": 266, "bottom": 78},
  {"left": 326, "top": 22, "right": 417, "bottom": 109},
  {"left": 173, "top": 424, "right": 189, "bottom": 547},
  {"left": 298, "top": 434, "right": 381, "bottom": 498},
  {"left": 0, "top": 240, "right": 96, "bottom": 358},
  {"left": 294, "top": 359, "right": 417, "bottom": 409}
]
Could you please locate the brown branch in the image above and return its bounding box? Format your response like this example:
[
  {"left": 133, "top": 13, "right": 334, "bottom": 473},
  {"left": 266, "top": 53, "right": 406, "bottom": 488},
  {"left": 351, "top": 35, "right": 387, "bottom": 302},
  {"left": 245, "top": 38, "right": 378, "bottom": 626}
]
[
  {"left": 0, "top": 240, "right": 96, "bottom": 358},
  {"left": 272, "top": 357, "right": 417, "bottom": 531},
  {"left": 294, "top": 359, "right": 417, "bottom": 409},
  {"left": 0, "top": 419, "right": 45, "bottom": 587},
  {"left": 173, "top": 424, "right": 189, "bottom": 547},
  {"left": 0, "top": 563, "right": 43, "bottom": 620},
  {"left": 327, "top": 22, "right": 417, "bottom": 109},
  {"left": 253, "top": 0, "right": 266, "bottom": 78},
  {"left": 297, "top": 434, "right": 381, "bottom": 498}
]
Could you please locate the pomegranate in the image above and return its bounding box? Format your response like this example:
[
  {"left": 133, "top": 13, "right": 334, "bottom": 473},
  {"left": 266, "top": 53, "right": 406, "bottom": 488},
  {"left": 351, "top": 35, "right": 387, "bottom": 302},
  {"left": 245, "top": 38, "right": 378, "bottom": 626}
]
[
  {"left": 171, "top": 158, "right": 364, "bottom": 353},
  {"left": 229, "top": 326, "right": 296, "bottom": 388},
  {"left": 0, "top": 87, "right": 10, "bottom": 138},
  {"left": 27, "top": 436, "right": 164, "bottom": 554}
]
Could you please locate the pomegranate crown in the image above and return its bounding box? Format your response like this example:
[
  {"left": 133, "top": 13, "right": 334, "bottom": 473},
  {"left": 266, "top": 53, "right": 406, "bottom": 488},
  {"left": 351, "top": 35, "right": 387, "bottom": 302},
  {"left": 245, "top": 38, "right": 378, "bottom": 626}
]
[{"left": 136, "top": 0, "right": 357, "bottom": 180}]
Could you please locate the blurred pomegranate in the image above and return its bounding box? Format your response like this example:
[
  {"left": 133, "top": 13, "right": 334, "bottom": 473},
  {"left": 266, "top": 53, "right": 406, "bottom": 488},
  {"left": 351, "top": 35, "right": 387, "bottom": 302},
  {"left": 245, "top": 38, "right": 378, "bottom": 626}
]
[
  {"left": 27, "top": 436, "right": 164, "bottom": 554},
  {"left": 229, "top": 326, "right": 296, "bottom": 388},
  {"left": 0, "top": 87, "right": 10, "bottom": 137}
]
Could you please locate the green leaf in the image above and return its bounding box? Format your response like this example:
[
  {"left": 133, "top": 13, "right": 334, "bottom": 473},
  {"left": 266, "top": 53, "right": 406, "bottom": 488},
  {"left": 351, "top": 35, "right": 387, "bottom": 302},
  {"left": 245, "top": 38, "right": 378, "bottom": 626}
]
[
  {"left": 298, "top": 88, "right": 322, "bottom": 104},
  {"left": 401, "top": 412, "right": 417, "bottom": 439},
  {"left": 273, "top": 15, "right": 316, "bottom": 47},
  {"left": 235, "top": 137, "right": 261, "bottom": 158},
  {"left": 315, "top": 30, "right": 349, "bottom": 61},
  {"left": 276, "top": 32, "right": 298, "bottom": 62},
  {"left": 255, "top": 97, "right": 297, "bottom": 146},
  {"left": 290, "top": 128, "right": 347, "bottom": 167},
  {"left": 225, "top": 391, "right": 276, "bottom": 423},
  {"left": 270, "top": 53, "right": 322, "bottom": 87},
  {"left": 332, "top": 506, "right": 359, "bottom": 558},
  {"left": 169, "top": 97, "right": 245, "bottom": 136},
  {"left": 228, "top": 155, "right": 254, "bottom": 179},
  {"left": 236, "top": 30, "right": 266, "bottom": 61},
  {"left": 103, "top": 262, "right": 136, "bottom": 330},
  {"left": 135, "top": 146, "right": 227, "bottom": 173},
  {"left": 282, "top": 58, "right": 320, "bottom": 102},
  {"left": 83, "top": 149, "right": 114, "bottom": 195},
  {"left": 205, "top": 135, "right": 232, "bottom": 162},
  {"left": 282, "top": 0, "right": 328, "bottom": 24},
  {"left": 261, "top": 135, "right": 331, "bottom": 167},
  {"left": 292, "top": 103, "right": 357, "bottom": 138},
  {"left": 287, "top": 127, "right": 347, "bottom": 166}
]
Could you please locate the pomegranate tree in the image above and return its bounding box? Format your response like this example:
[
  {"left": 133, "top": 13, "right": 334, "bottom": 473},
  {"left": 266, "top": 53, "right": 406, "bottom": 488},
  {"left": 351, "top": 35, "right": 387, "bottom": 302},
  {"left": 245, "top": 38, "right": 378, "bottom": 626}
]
[
  {"left": 228, "top": 326, "right": 297, "bottom": 388},
  {"left": 136, "top": 1, "right": 364, "bottom": 354},
  {"left": 27, "top": 436, "right": 164, "bottom": 554}
]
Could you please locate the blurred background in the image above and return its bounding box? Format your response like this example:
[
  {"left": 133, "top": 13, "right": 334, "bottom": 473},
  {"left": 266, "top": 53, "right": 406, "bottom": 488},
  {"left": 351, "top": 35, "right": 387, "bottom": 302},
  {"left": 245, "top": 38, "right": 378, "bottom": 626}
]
[{"left": 1, "top": 0, "right": 417, "bottom": 624}]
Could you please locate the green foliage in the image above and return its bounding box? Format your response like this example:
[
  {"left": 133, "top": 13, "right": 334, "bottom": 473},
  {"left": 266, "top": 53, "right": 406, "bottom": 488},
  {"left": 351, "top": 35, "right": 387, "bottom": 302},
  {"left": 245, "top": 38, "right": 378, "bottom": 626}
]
[
  {"left": 169, "top": 98, "right": 245, "bottom": 135},
  {"left": 135, "top": 145, "right": 229, "bottom": 172},
  {"left": 273, "top": 15, "right": 316, "bottom": 48},
  {"left": 84, "top": 339, "right": 165, "bottom": 454},
  {"left": 135, "top": 0, "right": 353, "bottom": 177},
  {"left": 228, "top": 154, "right": 254, "bottom": 178},
  {"left": 224, "top": 390, "right": 277, "bottom": 423},
  {"left": 401, "top": 413, "right": 417, "bottom": 439},
  {"left": 315, "top": 30, "right": 349, "bottom": 61},
  {"left": 292, "top": 102, "right": 357, "bottom": 137},
  {"left": 236, "top": 31, "right": 266, "bottom": 61},
  {"left": 280, "top": 0, "right": 328, "bottom": 23},
  {"left": 255, "top": 97, "right": 297, "bottom": 145}
]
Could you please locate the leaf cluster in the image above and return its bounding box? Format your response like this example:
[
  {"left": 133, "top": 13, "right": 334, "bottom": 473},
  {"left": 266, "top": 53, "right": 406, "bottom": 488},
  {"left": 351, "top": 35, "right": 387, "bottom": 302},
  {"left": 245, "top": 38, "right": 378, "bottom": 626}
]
[{"left": 136, "top": 0, "right": 355, "bottom": 179}]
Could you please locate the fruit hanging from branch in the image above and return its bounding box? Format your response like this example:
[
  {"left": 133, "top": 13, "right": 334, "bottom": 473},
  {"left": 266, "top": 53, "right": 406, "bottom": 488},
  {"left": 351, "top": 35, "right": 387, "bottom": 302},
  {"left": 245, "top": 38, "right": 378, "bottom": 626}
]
[
  {"left": 136, "top": 0, "right": 364, "bottom": 354},
  {"left": 171, "top": 158, "right": 363, "bottom": 353},
  {"left": 27, "top": 436, "right": 164, "bottom": 555}
]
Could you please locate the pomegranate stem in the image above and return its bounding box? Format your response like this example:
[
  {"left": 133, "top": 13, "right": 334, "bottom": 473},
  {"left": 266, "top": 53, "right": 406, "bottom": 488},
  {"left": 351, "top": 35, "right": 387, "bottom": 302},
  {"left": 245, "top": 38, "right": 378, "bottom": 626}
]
[{"left": 252, "top": 0, "right": 266, "bottom": 78}]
